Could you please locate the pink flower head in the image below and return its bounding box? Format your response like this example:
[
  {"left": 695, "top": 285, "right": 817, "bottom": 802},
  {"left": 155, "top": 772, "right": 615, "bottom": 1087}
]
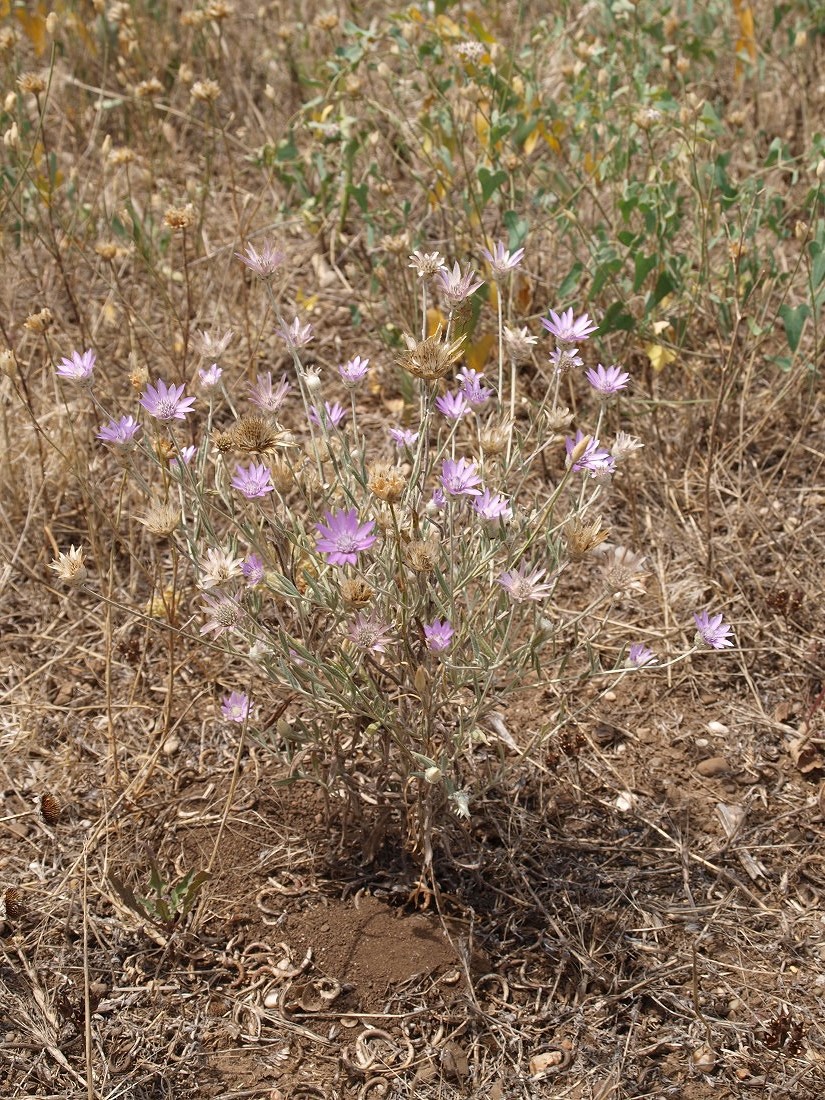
[
  {"left": 140, "top": 379, "right": 196, "bottom": 421},
  {"left": 473, "top": 489, "right": 512, "bottom": 522},
  {"left": 315, "top": 508, "right": 377, "bottom": 566},
  {"left": 241, "top": 553, "right": 265, "bottom": 586},
  {"left": 693, "top": 611, "right": 734, "bottom": 650},
  {"left": 221, "top": 691, "right": 253, "bottom": 723},
  {"left": 231, "top": 463, "right": 275, "bottom": 498},
  {"left": 436, "top": 261, "right": 484, "bottom": 304},
  {"left": 277, "top": 317, "right": 313, "bottom": 350},
  {"left": 565, "top": 430, "right": 616, "bottom": 477},
  {"left": 541, "top": 307, "right": 598, "bottom": 343},
  {"left": 628, "top": 643, "right": 657, "bottom": 667},
  {"left": 423, "top": 618, "right": 454, "bottom": 653},
  {"left": 457, "top": 367, "right": 494, "bottom": 408},
  {"left": 339, "top": 356, "right": 370, "bottom": 388},
  {"left": 248, "top": 371, "right": 290, "bottom": 414},
  {"left": 56, "top": 348, "right": 96, "bottom": 381},
  {"left": 97, "top": 415, "right": 141, "bottom": 447},
  {"left": 498, "top": 562, "right": 555, "bottom": 603},
  {"left": 198, "top": 363, "right": 223, "bottom": 389},
  {"left": 549, "top": 346, "right": 584, "bottom": 375},
  {"left": 309, "top": 401, "right": 347, "bottom": 429},
  {"left": 585, "top": 363, "right": 630, "bottom": 396},
  {"left": 347, "top": 612, "right": 394, "bottom": 654},
  {"left": 440, "top": 457, "right": 483, "bottom": 497},
  {"left": 200, "top": 592, "right": 245, "bottom": 637},
  {"left": 236, "top": 239, "right": 284, "bottom": 278},
  {"left": 435, "top": 390, "right": 471, "bottom": 420},
  {"left": 389, "top": 426, "right": 419, "bottom": 448},
  {"left": 480, "top": 241, "right": 525, "bottom": 278}
]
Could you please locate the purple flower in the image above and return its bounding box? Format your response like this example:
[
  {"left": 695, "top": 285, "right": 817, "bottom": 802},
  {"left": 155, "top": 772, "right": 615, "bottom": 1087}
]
[
  {"left": 221, "top": 690, "right": 253, "bottom": 722},
  {"left": 248, "top": 371, "right": 290, "bottom": 414},
  {"left": 347, "top": 612, "right": 394, "bottom": 654},
  {"left": 693, "top": 611, "right": 734, "bottom": 650},
  {"left": 565, "top": 430, "right": 616, "bottom": 477},
  {"left": 440, "top": 457, "right": 483, "bottom": 497},
  {"left": 430, "top": 487, "right": 446, "bottom": 510},
  {"left": 231, "top": 463, "right": 274, "bottom": 498},
  {"left": 315, "top": 508, "right": 377, "bottom": 566},
  {"left": 339, "top": 356, "right": 370, "bottom": 388},
  {"left": 628, "top": 643, "right": 657, "bottom": 667},
  {"left": 56, "top": 348, "right": 96, "bottom": 381},
  {"left": 586, "top": 363, "right": 630, "bottom": 396},
  {"left": 498, "top": 562, "right": 555, "bottom": 603},
  {"left": 198, "top": 363, "right": 223, "bottom": 390},
  {"left": 541, "top": 307, "right": 598, "bottom": 343},
  {"left": 277, "top": 317, "right": 313, "bottom": 349},
  {"left": 457, "top": 367, "right": 494, "bottom": 408},
  {"left": 435, "top": 390, "right": 471, "bottom": 420},
  {"left": 480, "top": 241, "right": 525, "bottom": 277},
  {"left": 140, "top": 379, "right": 196, "bottom": 421},
  {"left": 389, "top": 427, "right": 419, "bottom": 448},
  {"left": 236, "top": 239, "right": 284, "bottom": 278},
  {"left": 423, "top": 618, "right": 454, "bottom": 653},
  {"left": 241, "top": 553, "right": 265, "bottom": 586},
  {"left": 171, "top": 444, "right": 197, "bottom": 467},
  {"left": 549, "top": 346, "right": 584, "bottom": 375},
  {"left": 473, "top": 489, "right": 512, "bottom": 522},
  {"left": 436, "top": 261, "right": 484, "bottom": 304},
  {"left": 309, "top": 401, "right": 347, "bottom": 428},
  {"left": 97, "top": 415, "right": 141, "bottom": 447}
]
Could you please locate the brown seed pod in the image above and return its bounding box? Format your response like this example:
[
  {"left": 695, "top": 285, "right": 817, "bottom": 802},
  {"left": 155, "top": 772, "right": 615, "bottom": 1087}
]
[
  {"left": 38, "top": 792, "right": 62, "bottom": 826},
  {"left": 3, "top": 887, "right": 23, "bottom": 920}
]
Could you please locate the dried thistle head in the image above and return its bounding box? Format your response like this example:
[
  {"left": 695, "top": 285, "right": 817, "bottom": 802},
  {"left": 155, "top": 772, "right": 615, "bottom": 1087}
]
[
  {"left": 129, "top": 363, "right": 149, "bottom": 391},
  {"left": 232, "top": 416, "right": 294, "bottom": 457},
  {"left": 340, "top": 577, "right": 374, "bottom": 607},
  {"left": 191, "top": 79, "right": 221, "bottom": 103},
  {"left": 109, "top": 146, "right": 137, "bottom": 166},
  {"left": 164, "top": 204, "right": 195, "bottom": 231},
  {"left": 18, "top": 72, "right": 47, "bottom": 95},
  {"left": 564, "top": 515, "right": 610, "bottom": 562},
  {"left": 545, "top": 405, "right": 573, "bottom": 434},
  {"left": 213, "top": 429, "right": 235, "bottom": 454},
  {"left": 139, "top": 500, "right": 181, "bottom": 537},
  {"left": 601, "top": 546, "right": 648, "bottom": 597},
  {"left": 397, "top": 328, "right": 465, "bottom": 382},
  {"left": 269, "top": 456, "right": 294, "bottom": 492},
  {"left": 405, "top": 538, "right": 440, "bottom": 574},
  {"left": 478, "top": 420, "right": 512, "bottom": 457},
  {"left": 135, "top": 77, "right": 164, "bottom": 98},
  {"left": 368, "top": 463, "right": 406, "bottom": 504},
  {"left": 206, "top": 0, "right": 234, "bottom": 19},
  {"left": 153, "top": 437, "right": 175, "bottom": 462},
  {"left": 23, "top": 308, "right": 53, "bottom": 334},
  {"left": 49, "top": 545, "right": 87, "bottom": 587},
  {"left": 293, "top": 556, "right": 317, "bottom": 595}
]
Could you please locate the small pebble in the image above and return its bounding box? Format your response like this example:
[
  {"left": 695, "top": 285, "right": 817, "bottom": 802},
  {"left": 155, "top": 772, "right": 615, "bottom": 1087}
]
[
  {"left": 707, "top": 720, "right": 729, "bottom": 735},
  {"left": 697, "top": 756, "right": 730, "bottom": 777},
  {"left": 695, "top": 737, "right": 709, "bottom": 749}
]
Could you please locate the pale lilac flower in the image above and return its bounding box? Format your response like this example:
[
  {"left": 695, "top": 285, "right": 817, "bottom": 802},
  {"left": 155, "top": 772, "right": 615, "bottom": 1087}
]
[
  {"left": 389, "top": 426, "right": 419, "bottom": 448},
  {"left": 628, "top": 643, "right": 657, "bottom": 667},
  {"left": 436, "top": 261, "right": 484, "bottom": 304},
  {"left": 440, "top": 457, "right": 483, "bottom": 497},
  {"left": 140, "top": 379, "right": 196, "bottom": 421},
  {"left": 481, "top": 241, "right": 525, "bottom": 277},
  {"left": 430, "top": 487, "right": 446, "bottom": 510},
  {"left": 56, "top": 348, "right": 96, "bottom": 381},
  {"left": 693, "top": 610, "right": 734, "bottom": 650},
  {"left": 309, "top": 401, "right": 347, "bottom": 428},
  {"left": 473, "top": 489, "right": 512, "bottom": 522},
  {"left": 503, "top": 324, "right": 538, "bottom": 363},
  {"left": 199, "top": 547, "right": 244, "bottom": 588},
  {"left": 339, "top": 356, "right": 370, "bottom": 388},
  {"left": 549, "top": 346, "right": 584, "bottom": 375},
  {"left": 231, "top": 463, "right": 274, "bottom": 498},
  {"left": 498, "top": 562, "right": 555, "bottom": 603},
  {"left": 221, "top": 691, "right": 253, "bottom": 722},
  {"left": 586, "top": 363, "right": 630, "bottom": 396},
  {"left": 347, "top": 612, "right": 394, "bottom": 654},
  {"left": 315, "top": 508, "right": 377, "bottom": 566},
  {"left": 248, "top": 371, "right": 290, "bottom": 413},
  {"left": 611, "top": 432, "right": 644, "bottom": 461},
  {"left": 408, "top": 250, "right": 445, "bottom": 277},
  {"left": 457, "top": 367, "right": 494, "bottom": 407},
  {"left": 171, "top": 444, "right": 197, "bottom": 467},
  {"left": 195, "top": 329, "right": 233, "bottom": 360},
  {"left": 541, "top": 307, "right": 598, "bottom": 343},
  {"left": 97, "top": 415, "right": 141, "bottom": 447},
  {"left": 198, "top": 363, "right": 223, "bottom": 389},
  {"left": 200, "top": 593, "right": 245, "bottom": 637},
  {"left": 423, "top": 618, "right": 454, "bottom": 653},
  {"left": 435, "top": 390, "right": 471, "bottom": 420},
  {"left": 241, "top": 553, "right": 265, "bottom": 586},
  {"left": 277, "top": 317, "right": 313, "bottom": 350},
  {"left": 236, "top": 239, "right": 284, "bottom": 278},
  {"left": 565, "top": 430, "right": 616, "bottom": 476}
]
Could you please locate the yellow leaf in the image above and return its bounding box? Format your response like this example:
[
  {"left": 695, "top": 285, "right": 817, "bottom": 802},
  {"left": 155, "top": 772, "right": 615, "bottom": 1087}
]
[
  {"left": 466, "top": 14, "right": 496, "bottom": 45},
  {"left": 523, "top": 125, "right": 540, "bottom": 157},
  {"left": 295, "top": 290, "right": 318, "bottom": 312},
  {"left": 464, "top": 333, "right": 495, "bottom": 373},
  {"left": 0, "top": 0, "right": 11, "bottom": 17},
  {"left": 14, "top": 5, "right": 48, "bottom": 56},
  {"left": 474, "top": 108, "right": 490, "bottom": 148},
  {"left": 426, "top": 307, "right": 445, "bottom": 338},
  {"left": 732, "top": 0, "right": 757, "bottom": 80},
  {"left": 645, "top": 342, "right": 677, "bottom": 372}
]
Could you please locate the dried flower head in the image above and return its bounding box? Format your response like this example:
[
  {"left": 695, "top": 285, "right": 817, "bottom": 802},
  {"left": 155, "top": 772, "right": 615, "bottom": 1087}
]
[
  {"left": 381, "top": 233, "right": 409, "bottom": 254},
  {"left": 408, "top": 250, "right": 445, "bottom": 277},
  {"left": 405, "top": 539, "right": 440, "bottom": 574},
  {"left": 23, "top": 308, "right": 53, "bottom": 333},
  {"left": 231, "top": 415, "right": 293, "bottom": 456},
  {"left": 564, "top": 515, "right": 610, "bottom": 561},
  {"left": 340, "top": 577, "right": 374, "bottom": 607},
  {"left": 195, "top": 329, "right": 233, "bottom": 360},
  {"left": 49, "top": 546, "right": 88, "bottom": 587},
  {"left": 368, "top": 463, "right": 406, "bottom": 503},
  {"left": 164, "top": 205, "right": 195, "bottom": 231},
  {"left": 478, "top": 421, "right": 512, "bottom": 456},
  {"left": 503, "top": 324, "right": 538, "bottom": 363},
  {"left": 611, "top": 432, "right": 644, "bottom": 461},
  {"left": 37, "top": 792, "right": 62, "bottom": 826},
  {"left": 190, "top": 79, "right": 221, "bottom": 102},
  {"left": 18, "top": 72, "right": 47, "bottom": 95},
  {"left": 206, "top": 0, "right": 234, "bottom": 18},
  {"left": 545, "top": 405, "right": 574, "bottom": 434},
  {"left": 397, "top": 329, "right": 465, "bottom": 382},
  {"left": 199, "top": 547, "right": 244, "bottom": 589},
  {"left": 601, "top": 546, "right": 648, "bottom": 597},
  {"left": 109, "top": 146, "right": 137, "bottom": 166},
  {"left": 213, "top": 429, "right": 234, "bottom": 454},
  {"left": 140, "top": 500, "right": 181, "bottom": 537}
]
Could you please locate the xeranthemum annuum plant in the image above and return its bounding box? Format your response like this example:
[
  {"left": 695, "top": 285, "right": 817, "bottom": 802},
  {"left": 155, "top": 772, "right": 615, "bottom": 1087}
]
[{"left": 54, "top": 243, "right": 734, "bottom": 864}]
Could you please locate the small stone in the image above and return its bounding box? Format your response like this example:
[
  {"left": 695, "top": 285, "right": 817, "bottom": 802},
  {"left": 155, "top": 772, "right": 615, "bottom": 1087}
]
[
  {"left": 162, "top": 735, "right": 180, "bottom": 755},
  {"left": 692, "top": 1044, "right": 716, "bottom": 1073},
  {"left": 707, "top": 720, "right": 729, "bottom": 734},
  {"left": 697, "top": 756, "right": 730, "bottom": 777}
]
